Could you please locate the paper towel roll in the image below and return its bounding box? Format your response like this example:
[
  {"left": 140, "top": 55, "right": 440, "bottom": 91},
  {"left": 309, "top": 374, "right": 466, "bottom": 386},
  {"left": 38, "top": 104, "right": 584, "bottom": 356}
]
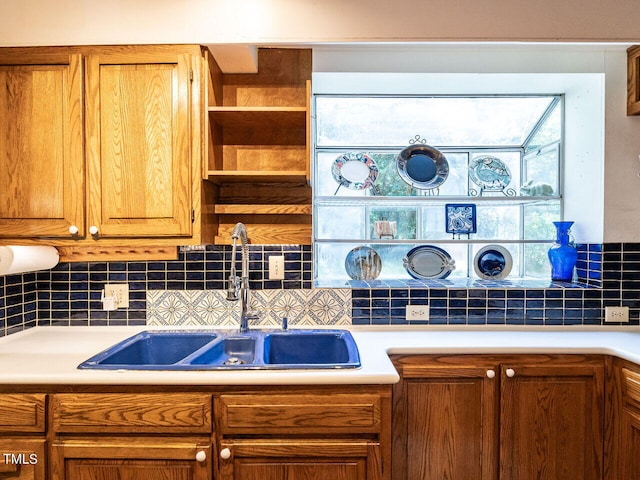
[{"left": 0, "top": 246, "right": 59, "bottom": 275}]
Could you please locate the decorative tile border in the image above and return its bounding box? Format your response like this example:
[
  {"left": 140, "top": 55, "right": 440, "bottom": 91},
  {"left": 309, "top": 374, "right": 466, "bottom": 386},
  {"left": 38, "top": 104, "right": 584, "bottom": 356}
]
[{"left": 146, "top": 289, "right": 352, "bottom": 327}]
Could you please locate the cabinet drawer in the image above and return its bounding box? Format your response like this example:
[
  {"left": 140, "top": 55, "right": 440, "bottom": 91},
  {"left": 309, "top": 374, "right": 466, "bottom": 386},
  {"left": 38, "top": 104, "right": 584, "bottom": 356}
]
[
  {"left": 216, "top": 393, "right": 382, "bottom": 435},
  {"left": 0, "top": 394, "right": 46, "bottom": 433},
  {"left": 51, "top": 393, "right": 212, "bottom": 433}
]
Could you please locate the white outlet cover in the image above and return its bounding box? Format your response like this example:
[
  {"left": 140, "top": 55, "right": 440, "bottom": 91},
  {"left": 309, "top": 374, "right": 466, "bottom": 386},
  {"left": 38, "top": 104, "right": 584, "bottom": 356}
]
[
  {"left": 268, "top": 256, "right": 285, "bottom": 280},
  {"left": 104, "top": 284, "right": 129, "bottom": 309},
  {"left": 406, "top": 304, "right": 429, "bottom": 321}
]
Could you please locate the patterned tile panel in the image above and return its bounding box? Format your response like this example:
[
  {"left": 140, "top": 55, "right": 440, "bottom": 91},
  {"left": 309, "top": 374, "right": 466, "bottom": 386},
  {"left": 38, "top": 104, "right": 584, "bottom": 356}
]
[{"left": 147, "top": 289, "right": 352, "bottom": 327}]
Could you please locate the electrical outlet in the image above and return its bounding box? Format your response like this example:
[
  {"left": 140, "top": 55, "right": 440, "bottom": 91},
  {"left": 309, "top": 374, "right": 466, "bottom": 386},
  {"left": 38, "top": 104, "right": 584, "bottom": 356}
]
[
  {"left": 268, "top": 255, "right": 285, "bottom": 280},
  {"left": 406, "top": 304, "right": 429, "bottom": 321},
  {"left": 104, "top": 284, "right": 129, "bottom": 309},
  {"left": 604, "top": 306, "right": 629, "bottom": 323}
]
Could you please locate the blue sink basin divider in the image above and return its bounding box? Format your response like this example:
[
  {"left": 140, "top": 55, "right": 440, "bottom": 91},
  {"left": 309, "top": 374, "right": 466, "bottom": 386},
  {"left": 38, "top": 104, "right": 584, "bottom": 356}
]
[{"left": 78, "top": 329, "right": 361, "bottom": 370}]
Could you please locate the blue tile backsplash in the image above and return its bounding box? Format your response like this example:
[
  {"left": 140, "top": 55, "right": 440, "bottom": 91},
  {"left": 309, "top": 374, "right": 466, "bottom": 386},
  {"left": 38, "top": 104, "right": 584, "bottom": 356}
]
[{"left": 0, "top": 242, "right": 638, "bottom": 337}]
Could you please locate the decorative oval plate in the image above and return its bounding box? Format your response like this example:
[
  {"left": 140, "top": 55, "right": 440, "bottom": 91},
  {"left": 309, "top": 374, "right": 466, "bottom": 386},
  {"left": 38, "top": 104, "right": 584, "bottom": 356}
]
[
  {"left": 396, "top": 144, "right": 449, "bottom": 190},
  {"left": 468, "top": 155, "right": 511, "bottom": 190},
  {"left": 473, "top": 245, "right": 513, "bottom": 280},
  {"left": 345, "top": 246, "right": 382, "bottom": 280},
  {"left": 332, "top": 152, "right": 379, "bottom": 190},
  {"left": 403, "top": 245, "right": 455, "bottom": 280}
]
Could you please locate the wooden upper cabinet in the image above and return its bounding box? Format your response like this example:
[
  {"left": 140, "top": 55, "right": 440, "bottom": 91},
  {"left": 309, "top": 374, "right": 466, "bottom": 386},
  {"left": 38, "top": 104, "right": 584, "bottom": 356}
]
[
  {"left": 0, "top": 52, "right": 84, "bottom": 238},
  {"left": 628, "top": 46, "right": 640, "bottom": 115},
  {"left": 85, "top": 52, "right": 193, "bottom": 238}
]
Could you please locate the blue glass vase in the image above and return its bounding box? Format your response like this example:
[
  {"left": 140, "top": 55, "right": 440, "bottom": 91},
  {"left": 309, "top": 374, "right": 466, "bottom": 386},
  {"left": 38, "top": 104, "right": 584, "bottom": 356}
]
[{"left": 547, "top": 221, "right": 578, "bottom": 282}]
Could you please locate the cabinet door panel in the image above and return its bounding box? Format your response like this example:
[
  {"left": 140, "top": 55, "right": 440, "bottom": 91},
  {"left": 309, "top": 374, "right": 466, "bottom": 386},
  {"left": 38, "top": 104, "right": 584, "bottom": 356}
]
[
  {"left": 234, "top": 459, "right": 363, "bottom": 480},
  {"left": 620, "top": 406, "right": 640, "bottom": 480},
  {"left": 86, "top": 52, "right": 192, "bottom": 237},
  {"left": 0, "top": 438, "right": 45, "bottom": 480},
  {"left": 500, "top": 364, "right": 604, "bottom": 480},
  {"left": 394, "top": 365, "right": 498, "bottom": 480},
  {"left": 0, "top": 53, "right": 84, "bottom": 237},
  {"left": 219, "top": 440, "right": 374, "bottom": 480},
  {"left": 52, "top": 439, "right": 210, "bottom": 480}
]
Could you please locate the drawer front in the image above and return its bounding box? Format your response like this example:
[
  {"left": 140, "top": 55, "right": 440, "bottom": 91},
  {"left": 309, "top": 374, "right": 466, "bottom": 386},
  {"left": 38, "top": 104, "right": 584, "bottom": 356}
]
[
  {"left": 216, "top": 393, "right": 382, "bottom": 435},
  {"left": 0, "top": 394, "right": 46, "bottom": 433},
  {"left": 52, "top": 393, "right": 212, "bottom": 434}
]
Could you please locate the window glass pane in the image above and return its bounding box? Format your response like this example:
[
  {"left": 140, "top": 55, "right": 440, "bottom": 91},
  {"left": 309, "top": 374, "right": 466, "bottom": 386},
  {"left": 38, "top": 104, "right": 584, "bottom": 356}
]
[
  {"left": 525, "top": 101, "right": 561, "bottom": 153},
  {"left": 523, "top": 202, "right": 560, "bottom": 240},
  {"left": 523, "top": 147, "right": 559, "bottom": 195},
  {"left": 316, "top": 96, "right": 555, "bottom": 147},
  {"left": 524, "top": 243, "right": 551, "bottom": 278},
  {"left": 315, "top": 205, "right": 365, "bottom": 240},
  {"left": 368, "top": 207, "right": 417, "bottom": 240},
  {"left": 475, "top": 205, "right": 520, "bottom": 240}
]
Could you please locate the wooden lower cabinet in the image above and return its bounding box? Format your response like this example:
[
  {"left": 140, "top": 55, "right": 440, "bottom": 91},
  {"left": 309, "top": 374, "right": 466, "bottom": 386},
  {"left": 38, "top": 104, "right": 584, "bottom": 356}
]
[
  {"left": 392, "top": 354, "right": 604, "bottom": 480},
  {"left": 218, "top": 440, "right": 380, "bottom": 480},
  {"left": 51, "top": 438, "right": 211, "bottom": 480}
]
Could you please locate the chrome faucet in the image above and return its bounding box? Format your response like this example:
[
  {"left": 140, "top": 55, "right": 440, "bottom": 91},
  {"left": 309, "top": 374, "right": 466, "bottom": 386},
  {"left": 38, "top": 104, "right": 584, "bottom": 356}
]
[{"left": 226, "top": 222, "right": 259, "bottom": 332}]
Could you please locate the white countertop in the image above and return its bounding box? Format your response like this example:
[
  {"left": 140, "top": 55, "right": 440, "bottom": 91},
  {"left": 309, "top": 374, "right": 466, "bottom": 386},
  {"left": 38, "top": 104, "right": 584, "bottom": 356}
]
[{"left": 2, "top": 325, "right": 640, "bottom": 385}]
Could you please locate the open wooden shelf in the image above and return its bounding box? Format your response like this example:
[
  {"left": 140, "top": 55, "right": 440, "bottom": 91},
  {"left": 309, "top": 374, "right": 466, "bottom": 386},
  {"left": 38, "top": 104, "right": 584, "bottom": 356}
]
[
  {"left": 208, "top": 107, "right": 306, "bottom": 128},
  {"left": 207, "top": 170, "right": 308, "bottom": 185},
  {"left": 214, "top": 204, "right": 312, "bottom": 215},
  {"left": 205, "top": 47, "right": 312, "bottom": 245}
]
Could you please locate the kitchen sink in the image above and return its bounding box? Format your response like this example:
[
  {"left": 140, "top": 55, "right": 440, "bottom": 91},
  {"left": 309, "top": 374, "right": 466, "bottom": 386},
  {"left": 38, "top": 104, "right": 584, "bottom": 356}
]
[
  {"left": 263, "top": 331, "right": 358, "bottom": 367},
  {"left": 78, "top": 329, "right": 360, "bottom": 370},
  {"left": 187, "top": 335, "right": 257, "bottom": 367},
  {"left": 77, "top": 331, "right": 219, "bottom": 368}
]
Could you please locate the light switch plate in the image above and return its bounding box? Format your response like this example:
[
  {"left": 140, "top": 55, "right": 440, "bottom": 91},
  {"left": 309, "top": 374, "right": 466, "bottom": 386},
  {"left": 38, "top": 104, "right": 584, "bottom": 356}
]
[
  {"left": 406, "top": 304, "right": 429, "bottom": 321},
  {"left": 104, "top": 284, "right": 129, "bottom": 309},
  {"left": 268, "top": 256, "right": 285, "bottom": 280}
]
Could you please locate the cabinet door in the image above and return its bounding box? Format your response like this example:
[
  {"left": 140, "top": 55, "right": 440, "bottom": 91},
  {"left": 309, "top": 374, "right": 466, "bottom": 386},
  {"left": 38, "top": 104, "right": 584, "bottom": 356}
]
[
  {"left": 0, "top": 52, "right": 84, "bottom": 238},
  {"left": 392, "top": 361, "right": 498, "bottom": 480},
  {"left": 0, "top": 438, "right": 45, "bottom": 480},
  {"left": 500, "top": 362, "right": 604, "bottom": 480},
  {"left": 52, "top": 438, "right": 210, "bottom": 480},
  {"left": 619, "top": 406, "right": 640, "bottom": 480},
  {"left": 85, "top": 51, "right": 194, "bottom": 238},
  {"left": 218, "top": 440, "right": 380, "bottom": 480}
]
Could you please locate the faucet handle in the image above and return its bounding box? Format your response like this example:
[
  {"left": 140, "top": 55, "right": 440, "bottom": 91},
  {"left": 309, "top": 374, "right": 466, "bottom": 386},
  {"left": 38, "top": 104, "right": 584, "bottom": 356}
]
[
  {"left": 282, "top": 317, "right": 288, "bottom": 330},
  {"left": 226, "top": 276, "right": 240, "bottom": 301}
]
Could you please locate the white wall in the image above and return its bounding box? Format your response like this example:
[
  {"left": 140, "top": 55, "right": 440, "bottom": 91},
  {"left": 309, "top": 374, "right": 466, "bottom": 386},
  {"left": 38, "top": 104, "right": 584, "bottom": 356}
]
[{"left": 1, "top": 0, "right": 640, "bottom": 45}]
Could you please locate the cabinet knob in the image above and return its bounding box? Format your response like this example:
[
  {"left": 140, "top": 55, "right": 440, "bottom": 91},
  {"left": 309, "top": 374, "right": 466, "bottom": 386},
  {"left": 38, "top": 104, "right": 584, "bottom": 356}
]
[
  {"left": 486, "top": 369, "right": 496, "bottom": 379},
  {"left": 89, "top": 225, "right": 99, "bottom": 236},
  {"left": 68, "top": 225, "right": 79, "bottom": 235},
  {"left": 220, "top": 448, "right": 231, "bottom": 460},
  {"left": 195, "top": 450, "right": 207, "bottom": 463},
  {"left": 506, "top": 368, "right": 516, "bottom": 378}
]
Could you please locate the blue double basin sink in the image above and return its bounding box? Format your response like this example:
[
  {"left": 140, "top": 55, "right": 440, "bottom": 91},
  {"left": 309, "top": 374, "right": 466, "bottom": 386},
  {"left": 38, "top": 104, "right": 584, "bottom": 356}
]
[{"left": 78, "top": 329, "right": 361, "bottom": 370}]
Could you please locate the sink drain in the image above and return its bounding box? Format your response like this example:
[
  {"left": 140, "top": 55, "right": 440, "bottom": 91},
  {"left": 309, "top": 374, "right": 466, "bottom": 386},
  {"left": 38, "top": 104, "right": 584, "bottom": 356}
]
[{"left": 224, "top": 356, "right": 245, "bottom": 366}]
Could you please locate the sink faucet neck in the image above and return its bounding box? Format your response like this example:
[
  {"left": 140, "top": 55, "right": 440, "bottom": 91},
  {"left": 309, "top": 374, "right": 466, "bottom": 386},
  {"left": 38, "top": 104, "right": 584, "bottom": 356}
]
[{"left": 227, "top": 223, "right": 258, "bottom": 332}]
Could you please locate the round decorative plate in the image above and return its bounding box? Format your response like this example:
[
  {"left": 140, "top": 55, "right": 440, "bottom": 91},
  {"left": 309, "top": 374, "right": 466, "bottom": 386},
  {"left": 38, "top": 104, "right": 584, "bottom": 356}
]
[
  {"left": 331, "top": 153, "right": 378, "bottom": 190},
  {"left": 473, "top": 245, "right": 513, "bottom": 280},
  {"left": 345, "top": 246, "right": 382, "bottom": 280},
  {"left": 396, "top": 144, "right": 449, "bottom": 190},
  {"left": 468, "top": 156, "right": 511, "bottom": 190},
  {"left": 403, "top": 245, "right": 455, "bottom": 280}
]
